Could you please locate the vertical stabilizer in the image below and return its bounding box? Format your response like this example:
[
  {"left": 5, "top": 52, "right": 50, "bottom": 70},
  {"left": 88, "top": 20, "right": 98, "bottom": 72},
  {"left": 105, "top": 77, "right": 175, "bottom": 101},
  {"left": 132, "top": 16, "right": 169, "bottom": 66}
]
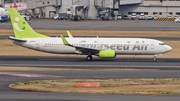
[{"left": 8, "top": 8, "right": 49, "bottom": 38}]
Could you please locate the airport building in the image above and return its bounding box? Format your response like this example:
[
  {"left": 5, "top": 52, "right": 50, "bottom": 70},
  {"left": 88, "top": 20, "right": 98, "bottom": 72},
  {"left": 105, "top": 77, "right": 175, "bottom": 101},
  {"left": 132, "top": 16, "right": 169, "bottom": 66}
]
[
  {"left": 119, "top": 0, "right": 180, "bottom": 18},
  {"left": 0, "top": 0, "right": 180, "bottom": 19}
]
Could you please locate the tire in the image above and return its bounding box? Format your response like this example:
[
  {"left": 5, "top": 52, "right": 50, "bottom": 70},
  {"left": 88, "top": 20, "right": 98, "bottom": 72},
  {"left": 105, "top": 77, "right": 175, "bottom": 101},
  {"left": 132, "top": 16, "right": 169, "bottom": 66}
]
[{"left": 86, "top": 55, "right": 92, "bottom": 61}]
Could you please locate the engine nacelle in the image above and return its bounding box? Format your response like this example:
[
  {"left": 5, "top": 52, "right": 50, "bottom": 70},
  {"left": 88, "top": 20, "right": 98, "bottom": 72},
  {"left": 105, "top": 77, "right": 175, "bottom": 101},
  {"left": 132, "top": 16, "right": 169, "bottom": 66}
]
[{"left": 98, "top": 50, "right": 116, "bottom": 58}]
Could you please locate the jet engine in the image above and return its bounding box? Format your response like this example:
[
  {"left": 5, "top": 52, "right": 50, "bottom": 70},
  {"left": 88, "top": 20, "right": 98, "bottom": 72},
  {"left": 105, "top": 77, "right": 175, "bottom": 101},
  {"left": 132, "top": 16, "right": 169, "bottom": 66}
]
[{"left": 98, "top": 50, "right": 116, "bottom": 58}]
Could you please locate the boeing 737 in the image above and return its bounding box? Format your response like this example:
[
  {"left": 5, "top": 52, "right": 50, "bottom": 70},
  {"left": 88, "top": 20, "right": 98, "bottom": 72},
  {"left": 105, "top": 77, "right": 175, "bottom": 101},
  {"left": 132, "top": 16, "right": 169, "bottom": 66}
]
[{"left": 8, "top": 8, "right": 172, "bottom": 61}]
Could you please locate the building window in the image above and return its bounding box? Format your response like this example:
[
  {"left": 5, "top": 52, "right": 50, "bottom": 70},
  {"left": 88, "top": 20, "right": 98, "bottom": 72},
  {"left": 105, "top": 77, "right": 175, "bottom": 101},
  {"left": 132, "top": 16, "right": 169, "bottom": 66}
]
[
  {"left": 169, "top": 12, "right": 173, "bottom": 15},
  {"left": 153, "top": 12, "right": 157, "bottom": 15},
  {"left": 136, "top": 12, "right": 141, "bottom": 15},
  {"left": 176, "top": 12, "right": 180, "bottom": 15},
  {"left": 128, "top": 12, "right": 132, "bottom": 15},
  {"left": 144, "top": 12, "right": 148, "bottom": 15}
]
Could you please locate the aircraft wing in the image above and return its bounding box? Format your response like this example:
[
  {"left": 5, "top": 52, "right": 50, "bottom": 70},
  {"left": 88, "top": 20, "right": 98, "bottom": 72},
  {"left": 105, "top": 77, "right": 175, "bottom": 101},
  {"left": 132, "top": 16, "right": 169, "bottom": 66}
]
[
  {"left": 8, "top": 36, "right": 27, "bottom": 42},
  {"left": 73, "top": 45, "right": 99, "bottom": 53},
  {"left": 60, "top": 34, "right": 99, "bottom": 54}
]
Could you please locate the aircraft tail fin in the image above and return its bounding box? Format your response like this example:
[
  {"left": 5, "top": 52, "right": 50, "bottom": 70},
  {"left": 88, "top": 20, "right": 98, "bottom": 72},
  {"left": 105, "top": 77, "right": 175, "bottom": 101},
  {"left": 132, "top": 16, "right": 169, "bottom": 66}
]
[
  {"left": 67, "top": 30, "right": 73, "bottom": 38},
  {"left": 8, "top": 8, "right": 49, "bottom": 38}
]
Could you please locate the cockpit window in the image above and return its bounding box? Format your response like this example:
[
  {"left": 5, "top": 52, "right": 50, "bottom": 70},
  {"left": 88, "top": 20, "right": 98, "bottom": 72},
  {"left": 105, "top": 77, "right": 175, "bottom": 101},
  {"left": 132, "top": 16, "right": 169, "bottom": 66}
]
[{"left": 159, "top": 43, "right": 165, "bottom": 45}]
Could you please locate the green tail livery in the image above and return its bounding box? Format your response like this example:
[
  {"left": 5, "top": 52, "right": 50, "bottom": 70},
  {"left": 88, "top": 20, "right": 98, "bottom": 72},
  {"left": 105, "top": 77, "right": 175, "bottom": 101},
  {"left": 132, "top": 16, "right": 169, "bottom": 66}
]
[{"left": 8, "top": 8, "right": 49, "bottom": 38}]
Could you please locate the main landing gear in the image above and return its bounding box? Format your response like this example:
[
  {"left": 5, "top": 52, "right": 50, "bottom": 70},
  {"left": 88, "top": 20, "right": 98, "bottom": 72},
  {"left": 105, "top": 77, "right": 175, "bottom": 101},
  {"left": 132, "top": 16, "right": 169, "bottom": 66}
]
[
  {"left": 86, "top": 55, "right": 92, "bottom": 61},
  {"left": 153, "top": 54, "right": 158, "bottom": 61}
]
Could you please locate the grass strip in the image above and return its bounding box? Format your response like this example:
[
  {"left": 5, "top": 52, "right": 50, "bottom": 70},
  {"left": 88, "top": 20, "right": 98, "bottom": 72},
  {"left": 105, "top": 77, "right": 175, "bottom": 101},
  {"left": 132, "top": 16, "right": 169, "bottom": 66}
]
[{"left": 9, "top": 78, "right": 180, "bottom": 95}]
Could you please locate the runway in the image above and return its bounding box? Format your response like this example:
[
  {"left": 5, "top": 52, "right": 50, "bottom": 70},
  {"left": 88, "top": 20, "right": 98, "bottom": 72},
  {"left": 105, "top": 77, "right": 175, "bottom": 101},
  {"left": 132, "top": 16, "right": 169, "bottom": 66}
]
[
  {"left": 0, "top": 56, "right": 180, "bottom": 69},
  {"left": 0, "top": 57, "right": 180, "bottom": 100},
  {"left": 1, "top": 36, "right": 180, "bottom": 40},
  {"left": 1, "top": 20, "right": 180, "bottom": 31},
  {"left": 0, "top": 92, "right": 180, "bottom": 101}
]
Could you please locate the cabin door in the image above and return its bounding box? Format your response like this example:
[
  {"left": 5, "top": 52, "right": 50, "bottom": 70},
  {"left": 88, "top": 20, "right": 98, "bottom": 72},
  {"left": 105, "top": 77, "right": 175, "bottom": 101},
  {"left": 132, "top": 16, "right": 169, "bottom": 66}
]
[{"left": 36, "top": 41, "right": 40, "bottom": 49}]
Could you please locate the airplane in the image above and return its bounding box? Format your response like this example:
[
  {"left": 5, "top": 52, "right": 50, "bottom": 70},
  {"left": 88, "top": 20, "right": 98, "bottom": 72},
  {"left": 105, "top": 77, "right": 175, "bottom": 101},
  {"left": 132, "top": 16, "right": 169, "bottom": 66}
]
[{"left": 8, "top": 8, "right": 172, "bottom": 61}]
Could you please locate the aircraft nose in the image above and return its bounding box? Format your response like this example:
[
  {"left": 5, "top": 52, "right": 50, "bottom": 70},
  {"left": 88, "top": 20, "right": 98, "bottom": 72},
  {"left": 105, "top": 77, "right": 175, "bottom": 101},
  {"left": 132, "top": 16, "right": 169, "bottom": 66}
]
[{"left": 166, "top": 45, "right": 172, "bottom": 52}]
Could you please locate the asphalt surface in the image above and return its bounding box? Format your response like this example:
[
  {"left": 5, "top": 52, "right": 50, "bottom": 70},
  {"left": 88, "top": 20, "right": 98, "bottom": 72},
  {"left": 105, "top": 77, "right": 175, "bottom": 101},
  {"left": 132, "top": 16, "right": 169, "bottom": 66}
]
[
  {"left": 0, "top": 56, "right": 180, "bottom": 100},
  {"left": 0, "top": 92, "right": 180, "bottom": 101},
  {"left": 1, "top": 69, "right": 180, "bottom": 101},
  {"left": 0, "top": 56, "right": 180, "bottom": 70},
  {"left": 19, "top": 70, "right": 180, "bottom": 78},
  {"left": 1, "top": 19, "right": 180, "bottom": 31},
  {"left": 1, "top": 70, "right": 180, "bottom": 101},
  {"left": 1, "top": 36, "right": 180, "bottom": 40}
]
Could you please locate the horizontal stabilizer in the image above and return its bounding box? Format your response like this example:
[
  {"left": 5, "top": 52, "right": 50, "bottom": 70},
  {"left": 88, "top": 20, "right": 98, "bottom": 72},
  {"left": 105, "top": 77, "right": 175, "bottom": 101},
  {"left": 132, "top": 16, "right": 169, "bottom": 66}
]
[{"left": 8, "top": 36, "right": 26, "bottom": 42}]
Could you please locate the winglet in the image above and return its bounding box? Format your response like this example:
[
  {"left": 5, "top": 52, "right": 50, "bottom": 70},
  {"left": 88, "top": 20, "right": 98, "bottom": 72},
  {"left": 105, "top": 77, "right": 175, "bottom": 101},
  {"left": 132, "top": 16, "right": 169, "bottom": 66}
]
[
  {"left": 67, "top": 30, "right": 73, "bottom": 38},
  {"left": 60, "top": 34, "right": 70, "bottom": 46}
]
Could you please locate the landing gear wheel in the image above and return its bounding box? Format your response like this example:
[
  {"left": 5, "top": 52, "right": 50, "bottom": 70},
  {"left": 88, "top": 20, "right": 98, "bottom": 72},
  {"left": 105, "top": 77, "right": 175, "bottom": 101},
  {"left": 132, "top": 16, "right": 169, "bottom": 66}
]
[
  {"left": 86, "top": 55, "right": 92, "bottom": 61},
  {"left": 153, "top": 58, "right": 156, "bottom": 61},
  {"left": 153, "top": 55, "right": 157, "bottom": 61}
]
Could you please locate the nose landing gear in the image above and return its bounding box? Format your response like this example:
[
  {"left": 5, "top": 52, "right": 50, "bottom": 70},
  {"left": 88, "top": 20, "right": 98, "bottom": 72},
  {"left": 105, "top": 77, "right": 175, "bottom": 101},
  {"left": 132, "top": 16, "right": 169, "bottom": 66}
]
[
  {"left": 153, "top": 55, "right": 157, "bottom": 61},
  {"left": 153, "top": 54, "right": 162, "bottom": 61}
]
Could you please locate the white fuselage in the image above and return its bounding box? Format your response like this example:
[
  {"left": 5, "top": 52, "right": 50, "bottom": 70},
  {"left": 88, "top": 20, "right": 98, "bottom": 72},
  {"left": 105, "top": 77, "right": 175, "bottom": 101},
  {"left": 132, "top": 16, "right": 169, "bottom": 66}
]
[{"left": 14, "top": 37, "right": 172, "bottom": 55}]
